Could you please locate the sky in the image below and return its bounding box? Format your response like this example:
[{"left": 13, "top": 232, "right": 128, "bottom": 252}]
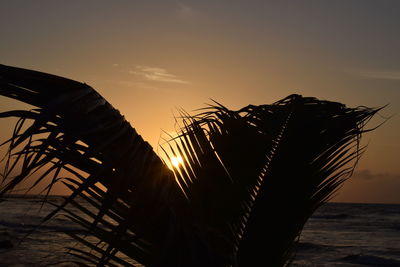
[{"left": 0, "top": 1, "right": 399, "bottom": 203}]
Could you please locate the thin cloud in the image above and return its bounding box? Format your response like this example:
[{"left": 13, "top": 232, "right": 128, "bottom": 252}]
[
  {"left": 353, "top": 170, "right": 400, "bottom": 181},
  {"left": 129, "top": 66, "right": 188, "bottom": 84},
  {"left": 176, "top": 3, "right": 195, "bottom": 19},
  {"left": 358, "top": 70, "right": 400, "bottom": 80}
]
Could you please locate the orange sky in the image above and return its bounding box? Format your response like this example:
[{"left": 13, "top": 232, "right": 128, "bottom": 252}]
[{"left": 0, "top": 1, "right": 399, "bottom": 203}]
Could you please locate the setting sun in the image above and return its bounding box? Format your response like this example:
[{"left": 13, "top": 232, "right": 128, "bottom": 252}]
[{"left": 170, "top": 155, "right": 184, "bottom": 168}]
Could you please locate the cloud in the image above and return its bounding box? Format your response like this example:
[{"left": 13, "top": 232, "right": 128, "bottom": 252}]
[
  {"left": 129, "top": 66, "right": 188, "bottom": 84},
  {"left": 176, "top": 3, "right": 195, "bottom": 19},
  {"left": 358, "top": 70, "right": 400, "bottom": 80},
  {"left": 353, "top": 170, "right": 400, "bottom": 181}
]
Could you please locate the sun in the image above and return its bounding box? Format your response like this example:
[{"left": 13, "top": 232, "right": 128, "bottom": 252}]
[{"left": 170, "top": 155, "right": 184, "bottom": 168}]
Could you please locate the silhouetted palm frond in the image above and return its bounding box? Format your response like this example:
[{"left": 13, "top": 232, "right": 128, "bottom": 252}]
[
  {"left": 166, "top": 95, "right": 380, "bottom": 266},
  {"left": 0, "top": 64, "right": 381, "bottom": 266},
  {"left": 0, "top": 64, "right": 185, "bottom": 266}
]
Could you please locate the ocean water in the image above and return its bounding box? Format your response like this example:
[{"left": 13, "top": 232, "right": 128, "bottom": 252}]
[
  {"left": 293, "top": 202, "right": 400, "bottom": 266},
  {"left": 0, "top": 197, "right": 399, "bottom": 267}
]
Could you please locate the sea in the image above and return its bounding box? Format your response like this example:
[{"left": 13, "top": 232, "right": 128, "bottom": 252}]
[{"left": 0, "top": 196, "right": 399, "bottom": 267}]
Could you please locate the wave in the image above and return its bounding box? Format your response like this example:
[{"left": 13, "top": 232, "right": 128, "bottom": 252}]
[
  {"left": 296, "top": 242, "right": 354, "bottom": 252},
  {"left": 296, "top": 242, "right": 330, "bottom": 251},
  {"left": 312, "top": 213, "right": 349, "bottom": 219},
  {"left": 0, "top": 220, "right": 90, "bottom": 235},
  {"left": 390, "top": 224, "right": 400, "bottom": 232},
  {"left": 339, "top": 254, "right": 400, "bottom": 266}
]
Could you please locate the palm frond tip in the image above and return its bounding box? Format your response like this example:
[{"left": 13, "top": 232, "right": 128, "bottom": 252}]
[{"left": 0, "top": 64, "right": 383, "bottom": 266}]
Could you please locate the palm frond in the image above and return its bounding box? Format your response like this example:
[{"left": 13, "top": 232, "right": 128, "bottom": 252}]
[
  {"left": 0, "top": 64, "right": 186, "bottom": 266},
  {"left": 0, "top": 64, "right": 382, "bottom": 266},
  {"left": 165, "top": 94, "right": 380, "bottom": 266}
]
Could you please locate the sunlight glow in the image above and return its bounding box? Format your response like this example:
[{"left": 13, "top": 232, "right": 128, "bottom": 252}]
[{"left": 171, "top": 155, "right": 184, "bottom": 168}]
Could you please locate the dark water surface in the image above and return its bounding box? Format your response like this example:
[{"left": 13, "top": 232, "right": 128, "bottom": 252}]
[
  {"left": 0, "top": 197, "right": 399, "bottom": 266},
  {"left": 293, "top": 202, "right": 400, "bottom": 266}
]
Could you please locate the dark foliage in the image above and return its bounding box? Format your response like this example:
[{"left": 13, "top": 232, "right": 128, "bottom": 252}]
[{"left": 0, "top": 64, "right": 381, "bottom": 266}]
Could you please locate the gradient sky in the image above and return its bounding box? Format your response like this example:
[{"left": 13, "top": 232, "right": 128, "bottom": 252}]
[{"left": 1, "top": 1, "right": 399, "bottom": 203}]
